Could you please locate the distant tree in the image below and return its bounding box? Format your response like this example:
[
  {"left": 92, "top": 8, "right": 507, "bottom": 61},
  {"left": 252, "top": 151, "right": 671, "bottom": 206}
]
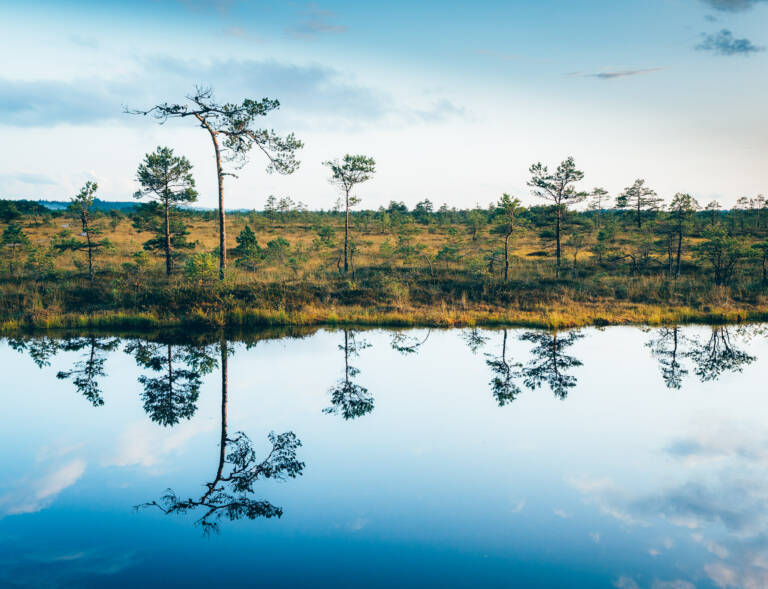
[
  {"left": 264, "top": 194, "right": 278, "bottom": 225},
  {"left": 752, "top": 194, "right": 767, "bottom": 229},
  {"left": 393, "top": 234, "right": 424, "bottom": 265},
  {"left": 735, "top": 196, "right": 750, "bottom": 231},
  {"left": 277, "top": 196, "right": 294, "bottom": 217},
  {"left": 566, "top": 232, "right": 588, "bottom": 268},
  {"left": 704, "top": 200, "right": 721, "bottom": 226},
  {"left": 616, "top": 179, "right": 662, "bottom": 229},
  {"left": 108, "top": 209, "right": 122, "bottom": 232},
  {"left": 324, "top": 154, "right": 376, "bottom": 273},
  {"left": 668, "top": 193, "right": 700, "bottom": 279},
  {"left": 467, "top": 209, "right": 485, "bottom": 241},
  {"left": 588, "top": 187, "right": 609, "bottom": 229},
  {"left": 386, "top": 201, "right": 408, "bottom": 215},
  {"left": 127, "top": 86, "right": 303, "bottom": 279},
  {"left": 264, "top": 236, "right": 290, "bottom": 263},
  {"left": 313, "top": 225, "right": 337, "bottom": 250},
  {"left": 527, "top": 157, "right": 586, "bottom": 273},
  {"left": 0, "top": 201, "right": 21, "bottom": 224},
  {"left": 492, "top": 193, "right": 525, "bottom": 281},
  {"left": 695, "top": 225, "right": 746, "bottom": 286},
  {"left": 591, "top": 219, "right": 618, "bottom": 265},
  {"left": 55, "top": 182, "right": 111, "bottom": 281},
  {"left": 413, "top": 199, "right": 434, "bottom": 225},
  {"left": 134, "top": 146, "right": 198, "bottom": 276},
  {"left": 1, "top": 221, "right": 30, "bottom": 276},
  {"left": 752, "top": 239, "right": 768, "bottom": 286},
  {"left": 23, "top": 244, "right": 56, "bottom": 280}
]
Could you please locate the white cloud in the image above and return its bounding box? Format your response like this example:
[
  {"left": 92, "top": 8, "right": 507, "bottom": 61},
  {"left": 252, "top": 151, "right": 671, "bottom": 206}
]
[
  {"left": 0, "top": 459, "right": 86, "bottom": 516},
  {"left": 106, "top": 419, "right": 214, "bottom": 469}
]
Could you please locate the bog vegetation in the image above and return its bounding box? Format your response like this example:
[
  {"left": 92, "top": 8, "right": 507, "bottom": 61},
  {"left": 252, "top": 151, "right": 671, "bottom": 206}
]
[{"left": 1, "top": 88, "right": 767, "bottom": 330}]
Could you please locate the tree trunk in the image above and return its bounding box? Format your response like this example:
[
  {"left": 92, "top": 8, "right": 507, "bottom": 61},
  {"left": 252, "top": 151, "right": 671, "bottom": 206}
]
[
  {"left": 83, "top": 212, "right": 94, "bottom": 282},
  {"left": 167, "top": 344, "right": 174, "bottom": 416},
  {"left": 207, "top": 128, "right": 226, "bottom": 280},
  {"left": 555, "top": 205, "right": 561, "bottom": 274},
  {"left": 164, "top": 197, "right": 172, "bottom": 276},
  {"left": 202, "top": 339, "right": 228, "bottom": 504},
  {"left": 343, "top": 330, "right": 349, "bottom": 383},
  {"left": 636, "top": 198, "right": 642, "bottom": 229},
  {"left": 216, "top": 340, "right": 228, "bottom": 481},
  {"left": 504, "top": 231, "right": 510, "bottom": 281},
  {"left": 344, "top": 189, "right": 350, "bottom": 274},
  {"left": 675, "top": 224, "right": 683, "bottom": 279}
]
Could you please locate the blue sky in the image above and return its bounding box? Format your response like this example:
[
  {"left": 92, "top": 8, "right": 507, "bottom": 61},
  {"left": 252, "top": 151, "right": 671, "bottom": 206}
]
[{"left": 0, "top": 0, "right": 766, "bottom": 209}]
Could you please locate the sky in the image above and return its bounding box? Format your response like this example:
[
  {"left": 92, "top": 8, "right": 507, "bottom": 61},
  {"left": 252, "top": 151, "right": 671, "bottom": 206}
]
[{"left": 0, "top": 0, "right": 766, "bottom": 210}]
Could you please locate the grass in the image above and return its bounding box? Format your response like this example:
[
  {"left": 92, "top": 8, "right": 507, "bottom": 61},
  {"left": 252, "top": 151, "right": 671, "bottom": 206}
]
[
  {"left": 3, "top": 301, "right": 768, "bottom": 335},
  {"left": 4, "top": 208, "right": 768, "bottom": 334}
]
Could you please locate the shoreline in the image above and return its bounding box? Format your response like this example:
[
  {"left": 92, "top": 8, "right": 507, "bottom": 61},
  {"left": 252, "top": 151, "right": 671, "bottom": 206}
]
[{"left": 2, "top": 302, "right": 768, "bottom": 333}]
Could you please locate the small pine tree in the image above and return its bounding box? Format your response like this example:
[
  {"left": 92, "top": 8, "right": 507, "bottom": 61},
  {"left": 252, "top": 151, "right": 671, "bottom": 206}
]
[
  {"left": 233, "top": 225, "right": 262, "bottom": 271},
  {"left": 55, "top": 182, "right": 111, "bottom": 281},
  {"left": 2, "top": 221, "right": 30, "bottom": 276}
]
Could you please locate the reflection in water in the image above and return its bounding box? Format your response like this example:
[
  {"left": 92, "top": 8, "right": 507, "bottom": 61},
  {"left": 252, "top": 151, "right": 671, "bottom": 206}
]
[
  {"left": 485, "top": 330, "right": 522, "bottom": 406},
  {"left": 688, "top": 326, "right": 755, "bottom": 382},
  {"left": 4, "top": 326, "right": 768, "bottom": 586},
  {"left": 519, "top": 331, "right": 583, "bottom": 400},
  {"left": 125, "top": 341, "right": 217, "bottom": 426},
  {"left": 463, "top": 327, "right": 490, "bottom": 355},
  {"left": 7, "top": 336, "right": 61, "bottom": 368},
  {"left": 55, "top": 337, "right": 120, "bottom": 407},
  {"left": 390, "top": 330, "right": 431, "bottom": 354},
  {"left": 139, "top": 340, "right": 305, "bottom": 534},
  {"left": 324, "top": 329, "right": 373, "bottom": 420},
  {"left": 646, "top": 325, "right": 756, "bottom": 388},
  {"left": 473, "top": 329, "right": 583, "bottom": 405},
  {"left": 646, "top": 326, "right": 688, "bottom": 389}
]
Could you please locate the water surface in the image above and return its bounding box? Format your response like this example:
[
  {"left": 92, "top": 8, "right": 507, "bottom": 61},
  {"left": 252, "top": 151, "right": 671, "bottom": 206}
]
[{"left": 1, "top": 325, "right": 766, "bottom": 588}]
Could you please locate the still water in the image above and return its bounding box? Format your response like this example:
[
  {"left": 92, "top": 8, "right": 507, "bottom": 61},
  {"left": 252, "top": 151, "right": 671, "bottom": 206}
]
[{"left": 1, "top": 325, "right": 767, "bottom": 588}]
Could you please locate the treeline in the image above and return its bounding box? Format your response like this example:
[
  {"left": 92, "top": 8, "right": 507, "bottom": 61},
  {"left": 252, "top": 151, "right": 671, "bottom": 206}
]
[{"left": 2, "top": 174, "right": 766, "bottom": 290}]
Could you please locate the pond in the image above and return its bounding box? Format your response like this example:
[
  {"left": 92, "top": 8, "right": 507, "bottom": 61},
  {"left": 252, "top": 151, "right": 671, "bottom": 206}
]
[{"left": 1, "top": 325, "right": 766, "bottom": 588}]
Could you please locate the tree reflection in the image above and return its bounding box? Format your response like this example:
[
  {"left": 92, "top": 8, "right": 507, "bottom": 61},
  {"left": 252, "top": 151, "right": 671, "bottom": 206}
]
[
  {"left": 520, "top": 330, "right": 583, "bottom": 399},
  {"left": 485, "top": 329, "right": 522, "bottom": 406},
  {"left": 125, "top": 341, "right": 217, "bottom": 426},
  {"left": 687, "top": 326, "right": 755, "bottom": 382},
  {"left": 463, "top": 328, "right": 489, "bottom": 354},
  {"left": 139, "top": 339, "right": 305, "bottom": 534},
  {"left": 55, "top": 336, "right": 120, "bottom": 406},
  {"left": 324, "top": 329, "right": 373, "bottom": 420},
  {"left": 646, "top": 326, "right": 688, "bottom": 389},
  {"left": 8, "top": 336, "right": 61, "bottom": 368},
  {"left": 390, "top": 330, "right": 430, "bottom": 354}
]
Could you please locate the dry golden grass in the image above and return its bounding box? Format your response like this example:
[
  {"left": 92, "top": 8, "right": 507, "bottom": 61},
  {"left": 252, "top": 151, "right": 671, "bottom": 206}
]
[{"left": 7, "top": 213, "right": 768, "bottom": 334}]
